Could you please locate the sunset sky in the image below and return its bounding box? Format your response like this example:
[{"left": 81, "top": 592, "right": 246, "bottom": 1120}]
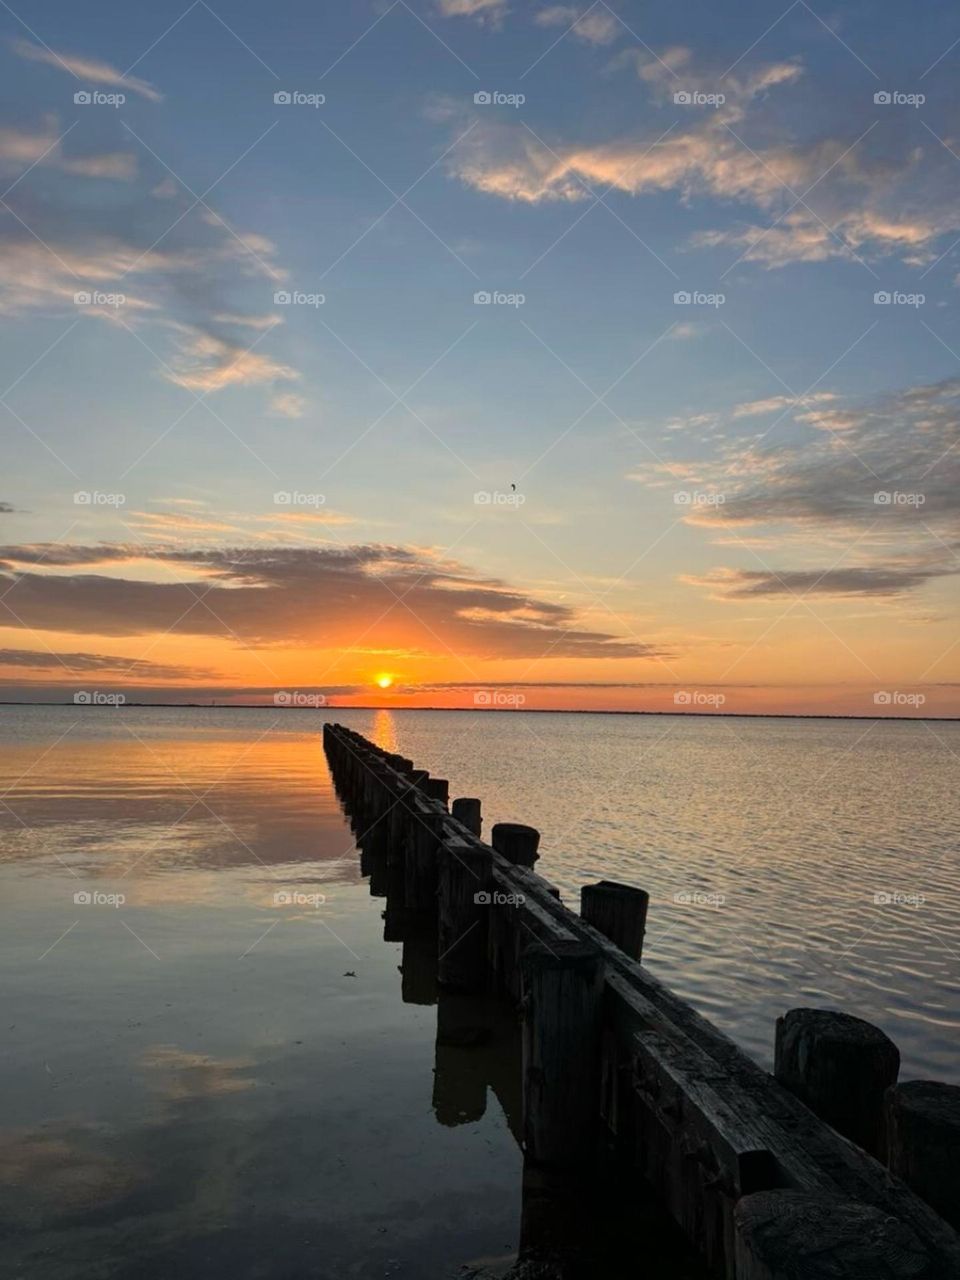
[{"left": 1, "top": 0, "right": 958, "bottom": 715}]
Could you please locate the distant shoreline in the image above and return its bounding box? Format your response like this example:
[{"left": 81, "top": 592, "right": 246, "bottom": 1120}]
[{"left": 0, "top": 702, "right": 956, "bottom": 723}]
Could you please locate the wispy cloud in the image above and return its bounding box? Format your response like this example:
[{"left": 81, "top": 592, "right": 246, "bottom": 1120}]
[
  {"left": 534, "top": 6, "right": 621, "bottom": 46},
  {"left": 12, "top": 38, "right": 163, "bottom": 102},
  {"left": 0, "top": 647, "right": 212, "bottom": 678},
  {"left": 0, "top": 118, "right": 136, "bottom": 182},
  {"left": 166, "top": 329, "right": 297, "bottom": 392},
  {"left": 444, "top": 45, "right": 960, "bottom": 268},
  {"left": 655, "top": 375, "right": 960, "bottom": 602},
  {"left": 687, "top": 565, "right": 953, "bottom": 601},
  {"left": 437, "top": 0, "right": 506, "bottom": 25},
  {"left": 268, "top": 391, "right": 308, "bottom": 419}
]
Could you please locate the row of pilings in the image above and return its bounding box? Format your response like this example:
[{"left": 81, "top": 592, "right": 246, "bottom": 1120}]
[{"left": 322, "top": 722, "right": 960, "bottom": 1280}]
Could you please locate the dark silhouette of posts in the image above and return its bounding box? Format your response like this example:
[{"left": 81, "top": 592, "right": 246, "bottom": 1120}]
[
  {"left": 886, "top": 1081, "right": 960, "bottom": 1230},
  {"left": 438, "top": 835, "right": 492, "bottom": 992},
  {"left": 451, "top": 796, "right": 482, "bottom": 836},
  {"left": 522, "top": 939, "right": 603, "bottom": 1166},
  {"left": 734, "top": 1190, "right": 934, "bottom": 1280},
  {"left": 774, "top": 1008, "right": 900, "bottom": 1157},
  {"left": 492, "top": 822, "right": 540, "bottom": 868},
  {"left": 580, "top": 880, "right": 649, "bottom": 961}
]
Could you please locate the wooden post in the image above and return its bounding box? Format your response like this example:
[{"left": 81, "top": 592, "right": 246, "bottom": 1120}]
[
  {"left": 886, "top": 1081, "right": 960, "bottom": 1231},
  {"left": 492, "top": 822, "right": 540, "bottom": 868},
  {"left": 521, "top": 938, "right": 603, "bottom": 1166},
  {"left": 734, "top": 1190, "right": 933, "bottom": 1279},
  {"left": 405, "top": 800, "right": 443, "bottom": 919},
  {"left": 580, "top": 880, "right": 649, "bottom": 960},
  {"left": 422, "top": 776, "right": 449, "bottom": 806},
  {"left": 774, "top": 1008, "right": 900, "bottom": 1157},
  {"left": 451, "top": 796, "right": 482, "bottom": 836},
  {"left": 437, "top": 833, "right": 493, "bottom": 992}
]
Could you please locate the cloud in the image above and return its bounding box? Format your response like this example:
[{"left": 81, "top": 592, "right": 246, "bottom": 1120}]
[
  {"left": 730, "top": 392, "right": 838, "bottom": 419},
  {"left": 668, "top": 322, "right": 701, "bottom": 341},
  {"left": 0, "top": 503, "right": 15, "bottom": 514},
  {"left": 0, "top": 542, "right": 664, "bottom": 661},
  {"left": 128, "top": 511, "right": 242, "bottom": 534},
  {"left": 437, "top": 0, "right": 506, "bottom": 24},
  {"left": 265, "top": 511, "right": 356, "bottom": 526},
  {"left": 689, "top": 376, "right": 960, "bottom": 539},
  {"left": 534, "top": 6, "right": 621, "bottom": 45},
  {"left": 268, "top": 391, "right": 307, "bottom": 419},
  {"left": 687, "top": 566, "right": 952, "bottom": 600},
  {"left": 166, "top": 329, "right": 297, "bottom": 392},
  {"left": 0, "top": 118, "right": 137, "bottom": 182},
  {"left": 692, "top": 208, "right": 947, "bottom": 270},
  {"left": 0, "top": 647, "right": 213, "bottom": 679},
  {"left": 444, "top": 46, "right": 960, "bottom": 267},
  {"left": 447, "top": 84, "right": 844, "bottom": 207},
  {"left": 660, "top": 375, "right": 960, "bottom": 602},
  {"left": 12, "top": 39, "right": 163, "bottom": 102},
  {"left": 0, "top": 96, "right": 297, "bottom": 405}
]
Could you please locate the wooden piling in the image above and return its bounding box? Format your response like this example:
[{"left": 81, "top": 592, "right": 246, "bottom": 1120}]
[
  {"left": 451, "top": 796, "right": 482, "bottom": 837},
  {"left": 521, "top": 938, "right": 603, "bottom": 1167},
  {"left": 492, "top": 822, "right": 540, "bottom": 868},
  {"left": 437, "top": 831, "right": 493, "bottom": 993},
  {"left": 422, "top": 776, "right": 450, "bottom": 806},
  {"left": 774, "top": 1008, "right": 900, "bottom": 1157},
  {"left": 404, "top": 797, "right": 443, "bottom": 919},
  {"left": 886, "top": 1081, "right": 960, "bottom": 1231},
  {"left": 734, "top": 1190, "right": 934, "bottom": 1280},
  {"left": 580, "top": 880, "right": 649, "bottom": 960}
]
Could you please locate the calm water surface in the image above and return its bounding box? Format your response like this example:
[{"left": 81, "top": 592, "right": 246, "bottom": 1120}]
[
  {"left": 347, "top": 706, "right": 960, "bottom": 1080},
  {"left": 0, "top": 705, "right": 714, "bottom": 1280}
]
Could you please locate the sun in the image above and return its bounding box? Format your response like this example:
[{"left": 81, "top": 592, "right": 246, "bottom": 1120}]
[{"left": 375, "top": 674, "right": 393, "bottom": 689}]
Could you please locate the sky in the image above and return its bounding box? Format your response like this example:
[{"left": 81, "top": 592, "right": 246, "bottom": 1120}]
[{"left": 0, "top": 0, "right": 958, "bottom": 715}]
